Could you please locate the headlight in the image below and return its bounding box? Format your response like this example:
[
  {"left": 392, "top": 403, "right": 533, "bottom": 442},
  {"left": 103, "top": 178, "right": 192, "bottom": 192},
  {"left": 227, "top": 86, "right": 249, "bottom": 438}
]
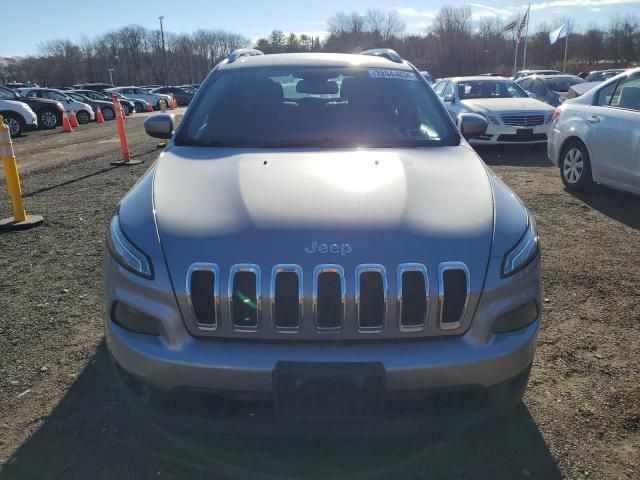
[
  {"left": 477, "top": 112, "right": 500, "bottom": 126},
  {"left": 106, "top": 210, "right": 153, "bottom": 279},
  {"left": 558, "top": 96, "right": 566, "bottom": 104},
  {"left": 502, "top": 214, "right": 539, "bottom": 278}
]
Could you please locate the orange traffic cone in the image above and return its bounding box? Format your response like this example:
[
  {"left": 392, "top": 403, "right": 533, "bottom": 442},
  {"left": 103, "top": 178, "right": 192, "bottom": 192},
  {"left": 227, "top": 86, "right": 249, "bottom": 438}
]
[
  {"left": 146, "top": 102, "right": 153, "bottom": 112},
  {"left": 69, "top": 110, "right": 79, "bottom": 128},
  {"left": 173, "top": 96, "right": 178, "bottom": 109},
  {"left": 96, "top": 107, "right": 104, "bottom": 124},
  {"left": 61, "top": 110, "right": 73, "bottom": 132}
]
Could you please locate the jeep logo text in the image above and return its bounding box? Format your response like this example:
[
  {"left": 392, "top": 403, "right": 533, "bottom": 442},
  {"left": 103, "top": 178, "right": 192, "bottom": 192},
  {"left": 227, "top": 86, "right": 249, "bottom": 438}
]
[{"left": 304, "top": 241, "right": 352, "bottom": 256}]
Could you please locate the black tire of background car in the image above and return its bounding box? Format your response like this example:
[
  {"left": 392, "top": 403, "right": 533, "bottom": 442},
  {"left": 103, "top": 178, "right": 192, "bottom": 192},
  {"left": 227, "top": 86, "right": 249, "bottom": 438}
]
[
  {"left": 2, "top": 112, "right": 24, "bottom": 137},
  {"left": 76, "top": 110, "right": 90, "bottom": 125},
  {"left": 560, "top": 140, "right": 594, "bottom": 192},
  {"left": 102, "top": 107, "right": 115, "bottom": 121},
  {"left": 38, "top": 108, "right": 59, "bottom": 129},
  {"left": 134, "top": 102, "right": 144, "bottom": 113},
  {"left": 123, "top": 104, "right": 132, "bottom": 115}
]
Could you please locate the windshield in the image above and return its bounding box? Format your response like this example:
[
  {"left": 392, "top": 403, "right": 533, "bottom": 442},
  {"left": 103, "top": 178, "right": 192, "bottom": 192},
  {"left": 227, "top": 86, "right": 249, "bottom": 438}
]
[
  {"left": 0, "top": 87, "right": 17, "bottom": 100},
  {"left": 177, "top": 66, "right": 457, "bottom": 148},
  {"left": 458, "top": 80, "right": 528, "bottom": 99},
  {"left": 547, "top": 77, "right": 585, "bottom": 92}
]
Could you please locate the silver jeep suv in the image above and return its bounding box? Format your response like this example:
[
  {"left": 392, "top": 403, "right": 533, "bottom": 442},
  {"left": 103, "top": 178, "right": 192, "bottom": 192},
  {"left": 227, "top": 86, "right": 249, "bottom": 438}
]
[{"left": 104, "top": 49, "right": 541, "bottom": 430}]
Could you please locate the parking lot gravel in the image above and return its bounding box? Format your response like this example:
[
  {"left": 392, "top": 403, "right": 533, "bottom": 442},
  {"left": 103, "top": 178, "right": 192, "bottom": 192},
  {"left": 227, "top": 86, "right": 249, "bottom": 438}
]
[{"left": 0, "top": 118, "right": 638, "bottom": 479}]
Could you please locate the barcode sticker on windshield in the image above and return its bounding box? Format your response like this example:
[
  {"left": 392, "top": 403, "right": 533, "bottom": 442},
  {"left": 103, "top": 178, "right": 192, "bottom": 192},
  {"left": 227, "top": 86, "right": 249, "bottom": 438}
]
[{"left": 368, "top": 69, "right": 418, "bottom": 81}]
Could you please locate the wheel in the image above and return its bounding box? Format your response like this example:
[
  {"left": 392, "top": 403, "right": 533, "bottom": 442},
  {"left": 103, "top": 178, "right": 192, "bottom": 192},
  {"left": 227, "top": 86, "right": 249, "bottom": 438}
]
[
  {"left": 2, "top": 112, "right": 24, "bottom": 137},
  {"left": 560, "top": 140, "right": 593, "bottom": 191},
  {"left": 76, "top": 110, "right": 90, "bottom": 125},
  {"left": 134, "top": 102, "right": 144, "bottom": 113},
  {"left": 38, "top": 108, "right": 59, "bottom": 129},
  {"left": 123, "top": 103, "right": 132, "bottom": 115},
  {"left": 102, "top": 107, "right": 115, "bottom": 121}
]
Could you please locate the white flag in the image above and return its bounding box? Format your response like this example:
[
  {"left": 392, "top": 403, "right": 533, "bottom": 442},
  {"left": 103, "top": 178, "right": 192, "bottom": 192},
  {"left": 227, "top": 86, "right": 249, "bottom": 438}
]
[{"left": 549, "top": 24, "right": 568, "bottom": 45}]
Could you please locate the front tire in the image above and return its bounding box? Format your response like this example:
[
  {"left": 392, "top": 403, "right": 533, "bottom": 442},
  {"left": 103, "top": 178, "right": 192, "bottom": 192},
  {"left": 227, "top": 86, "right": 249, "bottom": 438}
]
[
  {"left": 560, "top": 140, "right": 593, "bottom": 191},
  {"left": 102, "top": 107, "right": 115, "bottom": 121},
  {"left": 2, "top": 112, "right": 24, "bottom": 137},
  {"left": 38, "top": 108, "right": 59, "bottom": 129},
  {"left": 123, "top": 104, "right": 132, "bottom": 115},
  {"left": 134, "top": 102, "right": 144, "bottom": 113},
  {"left": 76, "top": 110, "right": 90, "bottom": 125}
]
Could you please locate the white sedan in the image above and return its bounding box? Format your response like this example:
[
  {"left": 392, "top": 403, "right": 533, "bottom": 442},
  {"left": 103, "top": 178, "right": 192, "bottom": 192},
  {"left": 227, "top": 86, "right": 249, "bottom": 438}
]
[
  {"left": 433, "top": 77, "right": 555, "bottom": 144},
  {"left": 547, "top": 68, "right": 640, "bottom": 196}
]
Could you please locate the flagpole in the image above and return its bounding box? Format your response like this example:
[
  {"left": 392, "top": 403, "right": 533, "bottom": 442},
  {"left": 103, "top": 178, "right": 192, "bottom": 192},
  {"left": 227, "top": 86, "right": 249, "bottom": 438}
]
[
  {"left": 513, "top": 16, "right": 520, "bottom": 77},
  {"left": 522, "top": 3, "right": 531, "bottom": 70},
  {"left": 563, "top": 20, "right": 570, "bottom": 73}
]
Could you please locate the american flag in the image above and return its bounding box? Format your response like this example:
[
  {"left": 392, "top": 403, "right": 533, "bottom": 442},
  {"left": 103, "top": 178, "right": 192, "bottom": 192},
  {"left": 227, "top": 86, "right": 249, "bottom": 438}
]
[{"left": 516, "top": 5, "right": 530, "bottom": 42}]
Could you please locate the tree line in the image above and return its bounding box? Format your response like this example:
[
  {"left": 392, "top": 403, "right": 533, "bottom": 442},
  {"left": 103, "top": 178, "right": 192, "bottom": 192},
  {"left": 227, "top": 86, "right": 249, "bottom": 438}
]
[{"left": 2, "top": 7, "right": 639, "bottom": 87}]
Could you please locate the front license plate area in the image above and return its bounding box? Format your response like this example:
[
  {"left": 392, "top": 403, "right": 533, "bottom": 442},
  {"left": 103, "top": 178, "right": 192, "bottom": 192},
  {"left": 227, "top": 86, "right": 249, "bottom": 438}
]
[
  {"left": 517, "top": 128, "right": 534, "bottom": 136},
  {"left": 274, "top": 362, "right": 385, "bottom": 422}
]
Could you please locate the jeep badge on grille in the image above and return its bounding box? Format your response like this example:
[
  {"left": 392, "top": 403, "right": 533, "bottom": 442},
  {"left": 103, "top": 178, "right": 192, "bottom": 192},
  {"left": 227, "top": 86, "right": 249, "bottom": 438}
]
[{"left": 304, "top": 241, "right": 352, "bottom": 256}]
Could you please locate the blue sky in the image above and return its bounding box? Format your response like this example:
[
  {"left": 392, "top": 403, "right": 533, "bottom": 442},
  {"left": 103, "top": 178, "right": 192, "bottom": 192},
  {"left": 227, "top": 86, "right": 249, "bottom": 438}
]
[{"left": 3, "top": 0, "right": 640, "bottom": 56}]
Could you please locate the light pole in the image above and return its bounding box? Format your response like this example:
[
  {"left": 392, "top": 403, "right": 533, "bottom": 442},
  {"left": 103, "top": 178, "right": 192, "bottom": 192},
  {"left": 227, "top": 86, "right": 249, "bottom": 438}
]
[
  {"left": 107, "top": 68, "right": 114, "bottom": 85},
  {"left": 159, "top": 16, "right": 168, "bottom": 87}
]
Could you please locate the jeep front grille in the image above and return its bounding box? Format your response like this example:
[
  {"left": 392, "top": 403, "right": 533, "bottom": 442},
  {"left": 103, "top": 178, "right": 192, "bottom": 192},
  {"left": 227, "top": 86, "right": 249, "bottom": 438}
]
[
  {"left": 186, "top": 262, "right": 472, "bottom": 339},
  {"left": 230, "top": 265, "right": 260, "bottom": 331},
  {"left": 272, "top": 265, "right": 302, "bottom": 331},
  {"left": 439, "top": 263, "right": 470, "bottom": 330},
  {"left": 314, "top": 265, "right": 345, "bottom": 331},
  {"left": 356, "top": 265, "right": 387, "bottom": 332}
]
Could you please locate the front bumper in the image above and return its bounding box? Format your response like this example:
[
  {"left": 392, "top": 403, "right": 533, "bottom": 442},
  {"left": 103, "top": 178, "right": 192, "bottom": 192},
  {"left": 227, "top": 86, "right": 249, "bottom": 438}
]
[
  {"left": 105, "top": 250, "right": 541, "bottom": 429},
  {"left": 469, "top": 123, "right": 551, "bottom": 145}
]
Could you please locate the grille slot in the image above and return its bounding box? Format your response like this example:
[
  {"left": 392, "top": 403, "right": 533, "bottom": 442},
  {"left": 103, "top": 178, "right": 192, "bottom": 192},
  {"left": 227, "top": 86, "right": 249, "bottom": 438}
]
[
  {"left": 500, "top": 112, "right": 545, "bottom": 127},
  {"left": 356, "top": 265, "right": 387, "bottom": 332},
  {"left": 272, "top": 265, "right": 302, "bottom": 331},
  {"left": 230, "top": 265, "right": 260, "bottom": 331},
  {"left": 398, "top": 264, "right": 428, "bottom": 331},
  {"left": 314, "top": 266, "right": 345, "bottom": 331},
  {"left": 439, "top": 263, "right": 469, "bottom": 330},
  {"left": 187, "top": 264, "right": 219, "bottom": 330}
]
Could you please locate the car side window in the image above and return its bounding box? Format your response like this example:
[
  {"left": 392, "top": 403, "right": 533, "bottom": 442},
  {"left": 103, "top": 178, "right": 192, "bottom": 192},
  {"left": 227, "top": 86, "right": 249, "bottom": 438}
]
[
  {"left": 609, "top": 76, "right": 640, "bottom": 112},
  {"left": 442, "top": 81, "right": 454, "bottom": 98},
  {"left": 519, "top": 79, "right": 531, "bottom": 90},
  {"left": 596, "top": 81, "right": 618, "bottom": 106},
  {"left": 530, "top": 80, "right": 546, "bottom": 96},
  {"left": 433, "top": 81, "right": 445, "bottom": 96}
]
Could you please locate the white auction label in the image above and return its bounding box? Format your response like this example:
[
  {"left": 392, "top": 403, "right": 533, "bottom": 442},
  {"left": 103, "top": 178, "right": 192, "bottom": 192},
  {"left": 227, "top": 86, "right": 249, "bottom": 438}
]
[{"left": 368, "top": 69, "right": 418, "bottom": 81}]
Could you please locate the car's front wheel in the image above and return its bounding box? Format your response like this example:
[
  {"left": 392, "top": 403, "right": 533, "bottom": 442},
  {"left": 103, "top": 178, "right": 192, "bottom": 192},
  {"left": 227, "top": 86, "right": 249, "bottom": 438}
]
[
  {"left": 560, "top": 140, "right": 593, "bottom": 191},
  {"left": 134, "top": 102, "right": 144, "bottom": 113},
  {"left": 76, "top": 110, "right": 90, "bottom": 124},
  {"left": 102, "top": 107, "right": 115, "bottom": 121},
  {"left": 38, "top": 108, "right": 59, "bottom": 129},
  {"left": 2, "top": 112, "right": 24, "bottom": 137},
  {"left": 123, "top": 104, "right": 132, "bottom": 115}
]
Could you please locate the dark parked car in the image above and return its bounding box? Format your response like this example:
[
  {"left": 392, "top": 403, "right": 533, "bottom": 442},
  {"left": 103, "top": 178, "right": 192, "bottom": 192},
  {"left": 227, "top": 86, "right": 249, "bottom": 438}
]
[
  {"left": 65, "top": 92, "right": 117, "bottom": 121},
  {"left": 72, "top": 83, "right": 115, "bottom": 92},
  {"left": 150, "top": 86, "right": 195, "bottom": 106},
  {"left": 516, "top": 74, "right": 586, "bottom": 106},
  {"left": 70, "top": 89, "right": 136, "bottom": 116},
  {"left": 0, "top": 85, "right": 64, "bottom": 129}
]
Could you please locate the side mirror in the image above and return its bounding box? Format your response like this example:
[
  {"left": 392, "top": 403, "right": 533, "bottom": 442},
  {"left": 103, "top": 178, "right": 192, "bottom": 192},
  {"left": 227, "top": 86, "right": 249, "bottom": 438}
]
[
  {"left": 457, "top": 113, "right": 488, "bottom": 139},
  {"left": 443, "top": 93, "right": 455, "bottom": 103},
  {"left": 144, "top": 113, "right": 175, "bottom": 139}
]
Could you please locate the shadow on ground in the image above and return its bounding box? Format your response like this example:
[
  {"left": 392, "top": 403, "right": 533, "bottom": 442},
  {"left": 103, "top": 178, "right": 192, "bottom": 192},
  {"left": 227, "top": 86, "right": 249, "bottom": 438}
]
[
  {"left": 476, "top": 144, "right": 552, "bottom": 168},
  {"left": 573, "top": 185, "right": 640, "bottom": 231},
  {"left": 1, "top": 344, "right": 562, "bottom": 480}
]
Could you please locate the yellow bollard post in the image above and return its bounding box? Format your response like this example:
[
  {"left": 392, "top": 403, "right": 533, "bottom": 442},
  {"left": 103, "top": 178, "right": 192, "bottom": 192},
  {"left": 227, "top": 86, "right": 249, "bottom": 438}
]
[{"left": 0, "top": 116, "right": 43, "bottom": 231}]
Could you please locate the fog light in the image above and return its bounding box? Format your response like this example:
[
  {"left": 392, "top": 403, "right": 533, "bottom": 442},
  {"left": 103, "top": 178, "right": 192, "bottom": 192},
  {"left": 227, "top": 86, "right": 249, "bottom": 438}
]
[
  {"left": 111, "top": 301, "right": 162, "bottom": 335},
  {"left": 492, "top": 300, "right": 538, "bottom": 333}
]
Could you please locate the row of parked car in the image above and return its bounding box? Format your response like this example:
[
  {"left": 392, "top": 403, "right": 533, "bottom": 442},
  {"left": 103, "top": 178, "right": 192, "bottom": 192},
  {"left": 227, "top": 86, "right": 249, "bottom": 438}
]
[
  {"left": 0, "top": 82, "right": 199, "bottom": 137},
  {"left": 427, "top": 67, "right": 639, "bottom": 195}
]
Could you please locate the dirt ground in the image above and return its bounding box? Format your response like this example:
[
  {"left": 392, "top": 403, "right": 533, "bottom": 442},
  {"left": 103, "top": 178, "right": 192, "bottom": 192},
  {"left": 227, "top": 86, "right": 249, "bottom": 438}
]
[{"left": 0, "top": 116, "right": 638, "bottom": 479}]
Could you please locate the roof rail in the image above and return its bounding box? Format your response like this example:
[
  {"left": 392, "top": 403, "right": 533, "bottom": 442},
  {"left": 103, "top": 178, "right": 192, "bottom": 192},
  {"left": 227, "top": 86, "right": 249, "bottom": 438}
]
[
  {"left": 227, "top": 48, "right": 264, "bottom": 63},
  {"left": 360, "top": 48, "right": 403, "bottom": 64}
]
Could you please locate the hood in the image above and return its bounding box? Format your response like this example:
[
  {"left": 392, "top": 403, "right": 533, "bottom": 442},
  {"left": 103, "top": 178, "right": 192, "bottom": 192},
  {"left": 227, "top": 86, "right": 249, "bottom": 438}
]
[
  {"left": 462, "top": 97, "right": 554, "bottom": 113},
  {"left": 153, "top": 146, "right": 495, "bottom": 304},
  {"left": 1, "top": 99, "right": 35, "bottom": 114}
]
